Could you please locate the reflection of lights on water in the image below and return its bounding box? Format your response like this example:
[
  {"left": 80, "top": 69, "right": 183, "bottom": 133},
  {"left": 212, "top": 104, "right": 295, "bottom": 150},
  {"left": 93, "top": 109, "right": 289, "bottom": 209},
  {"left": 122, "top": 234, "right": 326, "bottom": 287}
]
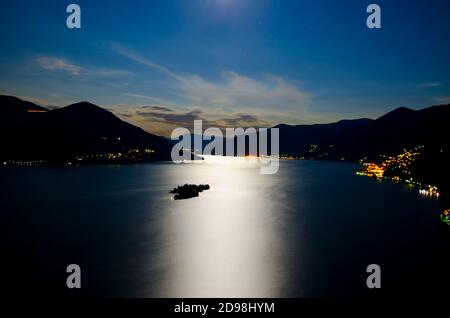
[
  {"left": 201, "top": 155, "right": 255, "bottom": 164},
  {"left": 200, "top": 155, "right": 274, "bottom": 165},
  {"left": 418, "top": 188, "right": 439, "bottom": 198},
  {"left": 153, "top": 162, "right": 286, "bottom": 297}
]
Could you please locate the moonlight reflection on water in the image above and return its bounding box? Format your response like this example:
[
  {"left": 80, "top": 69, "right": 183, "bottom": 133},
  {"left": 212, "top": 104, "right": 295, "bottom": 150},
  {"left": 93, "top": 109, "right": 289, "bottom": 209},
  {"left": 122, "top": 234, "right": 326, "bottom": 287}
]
[{"left": 0, "top": 161, "right": 447, "bottom": 297}]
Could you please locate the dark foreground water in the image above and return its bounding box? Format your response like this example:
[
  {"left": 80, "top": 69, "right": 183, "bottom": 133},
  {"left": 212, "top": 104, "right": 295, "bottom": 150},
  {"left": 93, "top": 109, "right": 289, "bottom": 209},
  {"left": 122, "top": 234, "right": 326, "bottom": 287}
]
[{"left": 1, "top": 161, "right": 448, "bottom": 297}]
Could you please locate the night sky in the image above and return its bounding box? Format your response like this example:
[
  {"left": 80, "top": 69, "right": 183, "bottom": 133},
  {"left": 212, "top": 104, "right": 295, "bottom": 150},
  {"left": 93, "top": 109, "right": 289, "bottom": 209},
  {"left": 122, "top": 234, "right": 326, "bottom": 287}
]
[{"left": 1, "top": 0, "right": 449, "bottom": 135}]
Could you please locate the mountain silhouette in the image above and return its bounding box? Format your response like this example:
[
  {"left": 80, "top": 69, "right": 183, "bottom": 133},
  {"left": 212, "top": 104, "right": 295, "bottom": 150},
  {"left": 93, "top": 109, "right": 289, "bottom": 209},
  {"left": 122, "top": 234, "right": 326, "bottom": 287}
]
[
  {"left": 1, "top": 95, "right": 449, "bottom": 167},
  {"left": 1, "top": 95, "right": 49, "bottom": 116},
  {"left": 276, "top": 103, "right": 450, "bottom": 160},
  {"left": 275, "top": 118, "right": 373, "bottom": 158},
  {"left": 0, "top": 95, "right": 172, "bottom": 162}
]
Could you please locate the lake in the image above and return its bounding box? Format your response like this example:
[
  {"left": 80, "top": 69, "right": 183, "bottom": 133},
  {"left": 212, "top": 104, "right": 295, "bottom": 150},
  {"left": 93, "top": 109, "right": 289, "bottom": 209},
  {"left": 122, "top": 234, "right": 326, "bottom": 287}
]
[{"left": 1, "top": 160, "right": 448, "bottom": 297}]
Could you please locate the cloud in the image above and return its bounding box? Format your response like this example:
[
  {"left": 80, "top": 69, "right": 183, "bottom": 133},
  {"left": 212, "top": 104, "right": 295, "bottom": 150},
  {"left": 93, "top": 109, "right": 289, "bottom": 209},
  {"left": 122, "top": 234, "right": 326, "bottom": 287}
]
[
  {"left": 124, "top": 93, "right": 174, "bottom": 105},
  {"left": 113, "top": 104, "right": 275, "bottom": 136},
  {"left": 36, "top": 56, "right": 132, "bottom": 77},
  {"left": 37, "top": 57, "right": 82, "bottom": 76},
  {"left": 115, "top": 111, "right": 133, "bottom": 118},
  {"left": 110, "top": 45, "right": 312, "bottom": 135},
  {"left": 114, "top": 46, "right": 311, "bottom": 111},
  {"left": 136, "top": 109, "right": 204, "bottom": 127},
  {"left": 113, "top": 45, "right": 184, "bottom": 82},
  {"left": 141, "top": 105, "right": 174, "bottom": 112},
  {"left": 181, "top": 71, "right": 310, "bottom": 110},
  {"left": 94, "top": 69, "right": 133, "bottom": 77},
  {"left": 419, "top": 82, "right": 442, "bottom": 88},
  {"left": 434, "top": 96, "right": 450, "bottom": 104},
  {"left": 218, "top": 113, "right": 259, "bottom": 126}
]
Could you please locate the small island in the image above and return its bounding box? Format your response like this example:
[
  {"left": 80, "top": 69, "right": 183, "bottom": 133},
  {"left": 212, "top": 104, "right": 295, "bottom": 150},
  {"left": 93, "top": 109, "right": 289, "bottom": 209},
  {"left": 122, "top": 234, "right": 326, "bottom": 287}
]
[{"left": 170, "top": 184, "right": 210, "bottom": 200}]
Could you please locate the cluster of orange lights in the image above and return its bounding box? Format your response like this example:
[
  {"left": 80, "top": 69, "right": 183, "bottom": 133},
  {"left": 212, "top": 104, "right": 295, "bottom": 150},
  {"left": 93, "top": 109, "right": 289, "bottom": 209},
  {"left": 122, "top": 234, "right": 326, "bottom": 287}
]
[
  {"left": 358, "top": 162, "right": 385, "bottom": 178},
  {"left": 357, "top": 146, "right": 440, "bottom": 198},
  {"left": 357, "top": 148, "right": 422, "bottom": 180},
  {"left": 26, "top": 109, "right": 48, "bottom": 113}
]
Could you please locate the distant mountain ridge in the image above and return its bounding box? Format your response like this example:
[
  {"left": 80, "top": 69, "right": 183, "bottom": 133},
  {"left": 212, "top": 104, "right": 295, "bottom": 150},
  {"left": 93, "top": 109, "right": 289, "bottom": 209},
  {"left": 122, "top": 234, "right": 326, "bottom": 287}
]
[
  {"left": 275, "top": 104, "right": 450, "bottom": 161},
  {"left": 1, "top": 95, "right": 449, "bottom": 165},
  {"left": 1, "top": 95, "right": 49, "bottom": 115},
  {"left": 0, "top": 95, "right": 172, "bottom": 162}
]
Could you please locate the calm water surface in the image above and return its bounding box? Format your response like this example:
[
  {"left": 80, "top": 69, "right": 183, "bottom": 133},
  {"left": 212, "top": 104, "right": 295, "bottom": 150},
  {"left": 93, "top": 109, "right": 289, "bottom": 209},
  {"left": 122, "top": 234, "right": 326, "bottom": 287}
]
[{"left": 1, "top": 161, "right": 448, "bottom": 297}]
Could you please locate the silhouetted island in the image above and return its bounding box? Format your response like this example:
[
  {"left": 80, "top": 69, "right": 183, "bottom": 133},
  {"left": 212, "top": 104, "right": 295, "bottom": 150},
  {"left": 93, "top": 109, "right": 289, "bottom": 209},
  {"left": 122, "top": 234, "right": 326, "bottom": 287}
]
[{"left": 170, "top": 184, "right": 210, "bottom": 200}]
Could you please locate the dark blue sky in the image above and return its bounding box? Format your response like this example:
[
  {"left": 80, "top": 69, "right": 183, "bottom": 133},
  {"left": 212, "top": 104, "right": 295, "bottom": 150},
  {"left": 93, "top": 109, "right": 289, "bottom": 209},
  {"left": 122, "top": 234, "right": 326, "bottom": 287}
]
[{"left": 1, "top": 0, "right": 449, "bottom": 135}]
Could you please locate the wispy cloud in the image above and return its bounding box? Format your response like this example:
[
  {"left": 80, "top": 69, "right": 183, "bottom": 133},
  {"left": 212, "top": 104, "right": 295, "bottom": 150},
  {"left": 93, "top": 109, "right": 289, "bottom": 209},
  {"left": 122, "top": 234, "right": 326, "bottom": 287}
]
[
  {"left": 113, "top": 45, "right": 184, "bottom": 82},
  {"left": 137, "top": 108, "right": 203, "bottom": 126},
  {"left": 37, "top": 57, "right": 82, "bottom": 76},
  {"left": 110, "top": 45, "right": 313, "bottom": 135},
  {"left": 113, "top": 105, "right": 275, "bottom": 136},
  {"left": 181, "top": 71, "right": 310, "bottom": 110},
  {"left": 124, "top": 92, "right": 174, "bottom": 105},
  {"left": 141, "top": 105, "right": 174, "bottom": 112},
  {"left": 36, "top": 56, "right": 132, "bottom": 77},
  {"left": 113, "top": 46, "right": 311, "bottom": 112},
  {"left": 419, "top": 82, "right": 443, "bottom": 88},
  {"left": 434, "top": 96, "right": 450, "bottom": 104}
]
